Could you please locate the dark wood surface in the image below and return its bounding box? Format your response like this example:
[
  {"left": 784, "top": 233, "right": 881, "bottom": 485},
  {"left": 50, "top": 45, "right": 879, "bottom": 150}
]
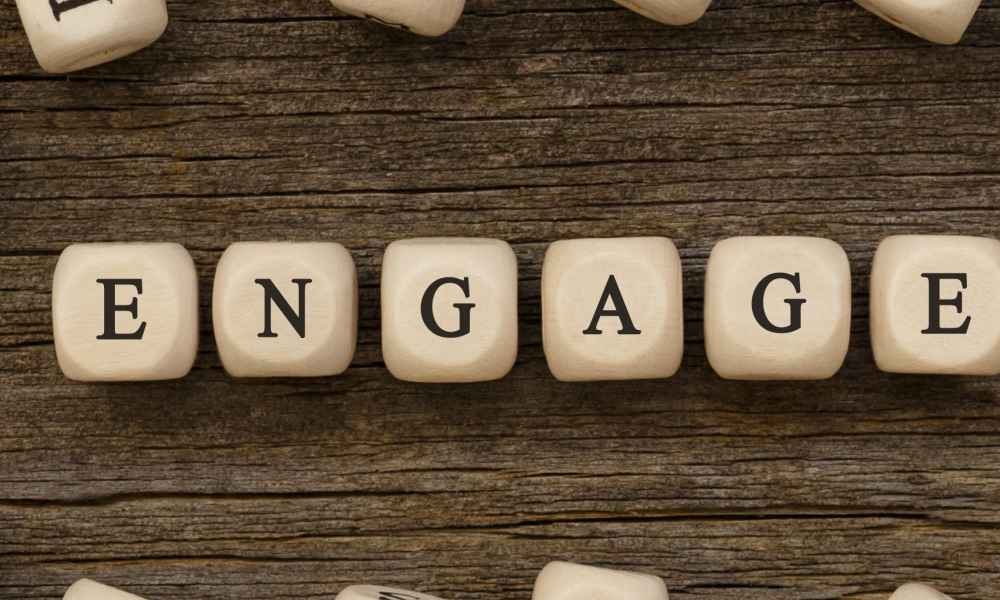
[{"left": 3, "top": 1, "right": 1000, "bottom": 598}]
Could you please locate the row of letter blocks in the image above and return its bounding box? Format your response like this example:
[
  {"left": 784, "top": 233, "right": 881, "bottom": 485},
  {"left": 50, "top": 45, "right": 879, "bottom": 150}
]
[{"left": 52, "top": 235, "right": 1000, "bottom": 382}]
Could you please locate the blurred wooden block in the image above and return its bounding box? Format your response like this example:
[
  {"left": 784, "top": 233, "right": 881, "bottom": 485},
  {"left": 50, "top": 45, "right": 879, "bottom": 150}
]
[
  {"left": 15, "top": 0, "right": 168, "bottom": 72},
  {"left": 890, "top": 583, "right": 953, "bottom": 600},
  {"left": 52, "top": 243, "right": 198, "bottom": 382},
  {"left": 212, "top": 242, "right": 357, "bottom": 378},
  {"left": 64, "top": 579, "right": 145, "bottom": 600},
  {"left": 328, "top": 0, "right": 464, "bottom": 36},
  {"left": 613, "top": 0, "right": 712, "bottom": 25},
  {"left": 381, "top": 238, "right": 518, "bottom": 383},
  {"left": 854, "top": 0, "right": 982, "bottom": 44},
  {"left": 871, "top": 235, "right": 1000, "bottom": 375},
  {"left": 533, "top": 561, "right": 669, "bottom": 600},
  {"left": 542, "top": 237, "right": 683, "bottom": 381},
  {"left": 705, "top": 236, "right": 851, "bottom": 380},
  {"left": 336, "top": 585, "right": 446, "bottom": 600}
]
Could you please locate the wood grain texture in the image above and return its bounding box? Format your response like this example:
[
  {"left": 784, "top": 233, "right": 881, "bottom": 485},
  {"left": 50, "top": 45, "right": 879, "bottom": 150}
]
[{"left": 2, "top": 1, "right": 1000, "bottom": 599}]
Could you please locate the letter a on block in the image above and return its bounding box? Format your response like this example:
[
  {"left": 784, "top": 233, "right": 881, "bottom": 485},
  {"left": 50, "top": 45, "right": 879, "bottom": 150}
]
[
  {"left": 52, "top": 243, "right": 198, "bottom": 382},
  {"left": 542, "top": 237, "right": 683, "bottom": 382}
]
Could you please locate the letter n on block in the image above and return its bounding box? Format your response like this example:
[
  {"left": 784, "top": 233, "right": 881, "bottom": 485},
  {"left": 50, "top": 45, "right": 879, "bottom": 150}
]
[
  {"left": 52, "top": 243, "right": 199, "bottom": 382},
  {"left": 542, "top": 237, "right": 684, "bottom": 382}
]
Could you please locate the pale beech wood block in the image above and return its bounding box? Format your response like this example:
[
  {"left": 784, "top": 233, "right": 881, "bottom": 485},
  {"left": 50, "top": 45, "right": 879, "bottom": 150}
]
[
  {"left": 871, "top": 235, "right": 1000, "bottom": 375},
  {"left": 612, "top": 0, "right": 712, "bottom": 25},
  {"left": 381, "top": 238, "right": 517, "bottom": 383},
  {"left": 52, "top": 243, "right": 198, "bottom": 382},
  {"left": 889, "top": 583, "right": 953, "bottom": 600},
  {"left": 542, "top": 237, "right": 683, "bottom": 382},
  {"left": 212, "top": 242, "right": 357, "bottom": 378},
  {"left": 704, "top": 236, "right": 851, "bottom": 380},
  {"left": 854, "top": 0, "right": 982, "bottom": 44},
  {"left": 336, "top": 584, "right": 446, "bottom": 600},
  {"left": 533, "top": 561, "right": 669, "bottom": 600},
  {"left": 15, "top": 0, "right": 168, "bottom": 73},
  {"left": 328, "top": 0, "right": 465, "bottom": 36},
  {"left": 64, "top": 579, "right": 146, "bottom": 600}
]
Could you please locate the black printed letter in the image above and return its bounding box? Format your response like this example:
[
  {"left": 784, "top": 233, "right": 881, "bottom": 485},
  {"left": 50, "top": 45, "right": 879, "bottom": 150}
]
[
  {"left": 96, "top": 278, "right": 146, "bottom": 340},
  {"left": 921, "top": 273, "right": 971, "bottom": 334},
  {"left": 420, "top": 276, "right": 475, "bottom": 338},
  {"left": 582, "top": 275, "right": 642, "bottom": 335},
  {"left": 751, "top": 272, "right": 807, "bottom": 334},
  {"left": 255, "top": 278, "right": 312, "bottom": 338}
]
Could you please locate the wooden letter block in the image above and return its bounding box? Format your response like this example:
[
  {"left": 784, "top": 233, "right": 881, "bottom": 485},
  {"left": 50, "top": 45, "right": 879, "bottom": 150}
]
[
  {"left": 854, "top": 0, "right": 982, "bottom": 44},
  {"left": 336, "top": 585, "right": 446, "bottom": 600},
  {"left": 612, "top": 0, "right": 712, "bottom": 25},
  {"left": 542, "top": 237, "right": 683, "bottom": 382},
  {"left": 890, "top": 583, "right": 953, "bottom": 600},
  {"left": 533, "top": 561, "right": 669, "bottom": 600},
  {"left": 15, "top": 0, "right": 168, "bottom": 73},
  {"left": 52, "top": 243, "right": 198, "bottom": 382},
  {"left": 328, "top": 0, "right": 464, "bottom": 36},
  {"left": 381, "top": 238, "right": 517, "bottom": 383},
  {"left": 704, "top": 236, "right": 851, "bottom": 380},
  {"left": 212, "top": 242, "right": 357, "bottom": 378},
  {"left": 871, "top": 235, "right": 1000, "bottom": 375},
  {"left": 65, "top": 579, "right": 146, "bottom": 600}
]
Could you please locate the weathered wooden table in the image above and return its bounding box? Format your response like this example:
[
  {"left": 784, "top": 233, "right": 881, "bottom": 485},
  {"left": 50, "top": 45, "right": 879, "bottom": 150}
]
[{"left": 2, "top": 1, "right": 1000, "bottom": 598}]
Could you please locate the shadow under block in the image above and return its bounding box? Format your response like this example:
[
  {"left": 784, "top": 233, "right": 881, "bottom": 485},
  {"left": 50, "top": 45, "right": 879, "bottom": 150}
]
[
  {"left": 611, "top": 0, "right": 712, "bottom": 26},
  {"left": 64, "top": 580, "right": 146, "bottom": 600},
  {"left": 52, "top": 243, "right": 198, "bottom": 382},
  {"left": 704, "top": 236, "right": 851, "bottom": 381},
  {"left": 327, "top": 0, "right": 464, "bottom": 36},
  {"left": 15, "top": 0, "right": 168, "bottom": 73},
  {"left": 335, "top": 585, "right": 446, "bottom": 600},
  {"left": 542, "top": 237, "right": 684, "bottom": 382},
  {"left": 889, "top": 584, "right": 953, "bottom": 600},
  {"left": 853, "top": 0, "right": 982, "bottom": 44},
  {"left": 871, "top": 235, "right": 1000, "bottom": 375},
  {"left": 212, "top": 242, "right": 357, "bottom": 378},
  {"left": 532, "top": 561, "right": 669, "bottom": 600},
  {"left": 381, "top": 238, "right": 518, "bottom": 383}
]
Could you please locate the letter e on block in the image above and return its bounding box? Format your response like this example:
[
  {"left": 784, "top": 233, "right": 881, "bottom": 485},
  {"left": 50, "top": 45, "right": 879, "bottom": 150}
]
[
  {"left": 871, "top": 235, "right": 1000, "bottom": 375},
  {"left": 52, "top": 243, "right": 198, "bottom": 382}
]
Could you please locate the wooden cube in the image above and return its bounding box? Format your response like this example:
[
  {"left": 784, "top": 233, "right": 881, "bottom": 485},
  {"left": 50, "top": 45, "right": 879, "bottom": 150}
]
[
  {"left": 871, "top": 235, "right": 1000, "bottom": 375},
  {"left": 381, "top": 238, "right": 518, "bottom": 383},
  {"left": 65, "top": 580, "right": 146, "bottom": 600},
  {"left": 890, "top": 583, "right": 952, "bottom": 600},
  {"left": 328, "top": 0, "right": 465, "bottom": 36},
  {"left": 336, "top": 585, "right": 446, "bottom": 600},
  {"left": 612, "top": 0, "right": 712, "bottom": 25},
  {"left": 854, "top": 0, "right": 982, "bottom": 44},
  {"left": 533, "top": 561, "right": 669, "bottom": 600},
  {"left": 15, "top": 0, "right": 168, "bottom": 73},
  {"left": 212, "top": 242, "right": 357, "bottom": 378},
  {"left": 704, "top": 236, "right": 851, "bottom": 380},
  {"left": 52, "top": 243, "right": 198, "bottom": 382},
  {"left": 542, "top": 237, "right": 683, "bottom": 382}
]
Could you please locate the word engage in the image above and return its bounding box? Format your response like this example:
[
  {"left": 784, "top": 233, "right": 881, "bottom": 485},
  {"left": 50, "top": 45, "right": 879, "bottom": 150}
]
[{"left": 50, "top": 235, "right": 1000, "bottom": 383}]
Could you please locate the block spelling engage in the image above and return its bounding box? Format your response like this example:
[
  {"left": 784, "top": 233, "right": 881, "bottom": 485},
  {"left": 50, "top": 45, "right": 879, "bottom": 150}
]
[
  {"left": 542, "top": 237, "right": 684, "bottom": 382},
  {"left": 612, "top": 0, "right": 712, "bottom": 26},
  {"left": 213, "top": 242, "right": 357, "bottom": 378},
  {"left": 15, "top": 0, "right": 168, "bottom": 73},
  {"left": 871, "top": 235, "right": 1000, "bottom": 375},
  {"left": 533, "top": 561, "right": 669, "bottom": 600},
  {"left": 704, "top": 236, "right": 851, "bottom": 380},
  {"left": 853, "top": 0, "right": 982, "bottom": 44},
  {"left": 381, "top": 237, "right": 518, "bottom": 383},
  {"left": 327, "top": 0, "right": 465, "bottom": 36},
  {"left": 64, "top": 579, "right": 146, "bottom": 600},
  {"left": 52, "top": 243, "right": 198, "bottom": 382}
]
